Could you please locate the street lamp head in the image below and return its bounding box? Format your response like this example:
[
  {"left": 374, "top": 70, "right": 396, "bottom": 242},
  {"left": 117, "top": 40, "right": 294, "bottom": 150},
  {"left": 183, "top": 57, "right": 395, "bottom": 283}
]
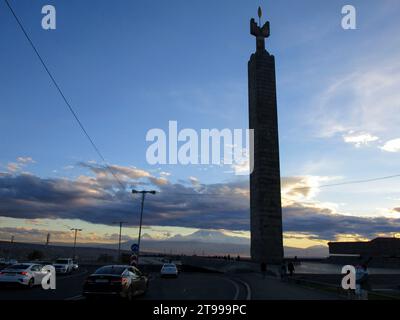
[{"left": 132, "top": 189, "right": 156, "bottom": 195}]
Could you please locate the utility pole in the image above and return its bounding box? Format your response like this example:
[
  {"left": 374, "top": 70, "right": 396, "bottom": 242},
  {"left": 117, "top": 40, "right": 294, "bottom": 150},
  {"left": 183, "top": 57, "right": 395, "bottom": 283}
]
[
  {"left": 10, "top": 235, "right": 14, "bottom": 244},
  {"left": 113, "top": 221, "right": 127, "bottom": 262},
  {"left": 46, "top": 233, "right": 50, "bottom": 246},
  {"left": 132, "top": 189, "right": 156, "bottom": 264},
  {"left": 70, "top": 228, "right": 82, "bottom": 259}
]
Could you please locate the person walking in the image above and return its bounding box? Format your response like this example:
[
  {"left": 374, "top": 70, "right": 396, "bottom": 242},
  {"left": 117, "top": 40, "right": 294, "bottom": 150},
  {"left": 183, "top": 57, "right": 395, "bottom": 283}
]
[
  {"left": 280, "top": 262, "right": 287, "bottom": 281},
  {"left": 130, "top": 254, "right": 138, "bottom": 267},
  {"left": 260, "top": 262, "right": 267, "bottom": 279},
  {"left": 356, "top": 264, "right": 370, "bottom": 300},
  {"left": 288, "top": 261, "right": 295, "bottom": 277}
]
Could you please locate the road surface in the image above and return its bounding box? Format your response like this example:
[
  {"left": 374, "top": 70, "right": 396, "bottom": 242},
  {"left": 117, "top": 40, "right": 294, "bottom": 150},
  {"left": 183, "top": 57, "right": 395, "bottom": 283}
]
[
  {"left": 0, "top": 264, "right": 341, "bottom": 300},
  {"left": 0, "top": 267, "right": 249, "bottom": 300}
]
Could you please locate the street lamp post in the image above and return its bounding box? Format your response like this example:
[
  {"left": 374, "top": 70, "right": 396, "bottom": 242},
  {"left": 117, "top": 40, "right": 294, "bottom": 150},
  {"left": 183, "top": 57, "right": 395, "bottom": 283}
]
[
  {"left": 132, "top": 189, "right": 156, "bottom": 264},
  {"left": 113, "top": 221, "right": 127, "bottom": 262},
  {"left": 70, "top": 228, "right": 82, "bottom": 259}
]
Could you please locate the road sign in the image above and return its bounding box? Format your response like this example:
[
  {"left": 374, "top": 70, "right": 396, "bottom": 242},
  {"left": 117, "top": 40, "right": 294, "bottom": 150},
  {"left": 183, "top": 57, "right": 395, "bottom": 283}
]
[{"left": 131, "top": 243, "right": 139, "bottom": 253}]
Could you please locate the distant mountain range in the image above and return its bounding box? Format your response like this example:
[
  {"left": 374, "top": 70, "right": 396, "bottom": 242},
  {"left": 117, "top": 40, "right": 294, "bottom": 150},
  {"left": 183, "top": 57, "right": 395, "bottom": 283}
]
[
  {"left": 3, "top": 229, "right": 328, "bottom": 258},
  {"left": 119, "top": 230, "right": 329, "bottom": 258},
  {"left": 162, "top": 230, "right": 249, "bottom": 245}
]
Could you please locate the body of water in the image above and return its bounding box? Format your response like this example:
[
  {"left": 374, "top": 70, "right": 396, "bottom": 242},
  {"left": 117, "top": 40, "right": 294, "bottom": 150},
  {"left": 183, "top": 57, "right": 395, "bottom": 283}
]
[{"left": 295, "top": 262, "right": 400, "bottom": 275}]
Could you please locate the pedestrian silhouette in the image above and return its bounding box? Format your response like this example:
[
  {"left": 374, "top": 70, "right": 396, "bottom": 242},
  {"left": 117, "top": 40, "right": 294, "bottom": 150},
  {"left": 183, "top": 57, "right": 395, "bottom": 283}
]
[
  {"left": 356, "top": 264, "right": 370, "bottom": 300},
  {"left": 288, "top": 261, "right": 295, "bottom": 276},
  {"left": 260, "top": 262, "right": 267, "bottom": 279},
  {"left": 280, "top": 262, "right": 287, "bottom": 281}
]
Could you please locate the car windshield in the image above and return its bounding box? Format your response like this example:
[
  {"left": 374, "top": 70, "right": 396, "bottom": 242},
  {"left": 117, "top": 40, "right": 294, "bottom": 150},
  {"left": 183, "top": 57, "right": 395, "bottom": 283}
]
[
  {"left": 55, "top": 259, "right": 69, "bottom": 264},
  {"left": 164, "top": 264, "right": 176, "bottom": 268},
  {"left": 94, "top": 266, "right": 126, "bottom": 275},
  {"left": 7, "top": 264, "right": 29, "bottom": 270}
]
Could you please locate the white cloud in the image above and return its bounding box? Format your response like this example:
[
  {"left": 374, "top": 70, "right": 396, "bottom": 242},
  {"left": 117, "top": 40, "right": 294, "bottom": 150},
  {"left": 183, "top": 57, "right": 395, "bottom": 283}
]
[
  {"left": 231, "top": 159, "right": 251, "bottom": 175},
  {"left": 312, "top": 60, "right": 400, "bottom": 140},
  {"left": 228, "top": 147, "right": 252, "bottom": 176},
  {"left": 380, "top": 138, "right": 400, "bottom": 152},
  {"left": 148, "top": 176, "right": 169, "bottom": 186},
  {"left": 281, "top": 175, "right": 343, "bottom": 214},
  {"left": 343, "top": 131, "right": 379, "bottom": 147},
  {"left": 16, "top": 157, "right": 35, "bottom": 164},
  {"left": 7, "top": 163, "right": 20, "bottom": 172},
  {"left": 189, "top": 176, "right": 199, "bottom": 186},
  {"left": 6, "top": 157, "right": 36, "bottom": 173}
]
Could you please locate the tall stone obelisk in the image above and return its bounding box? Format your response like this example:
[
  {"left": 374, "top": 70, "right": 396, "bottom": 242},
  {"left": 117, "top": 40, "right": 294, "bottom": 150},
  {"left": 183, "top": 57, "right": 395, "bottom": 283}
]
[{"left": 248, "top": 12, "right": 284, "bottom": 264}]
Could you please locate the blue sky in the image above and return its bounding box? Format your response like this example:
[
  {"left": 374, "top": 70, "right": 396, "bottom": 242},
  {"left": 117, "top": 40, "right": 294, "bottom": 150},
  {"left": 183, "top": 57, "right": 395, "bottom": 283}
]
[{"left": 1, "top": 0, "right": 400, "bottom": 251}]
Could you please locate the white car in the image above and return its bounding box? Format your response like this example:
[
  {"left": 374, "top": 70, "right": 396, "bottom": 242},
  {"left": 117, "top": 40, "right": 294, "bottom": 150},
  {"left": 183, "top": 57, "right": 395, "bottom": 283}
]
[
  {"left": 160, "top": 263, "right": 178, "bottom": 278},
  {"left": 0, "top": 263, "right": 47, "bottom": 288},
  {"left": 3, "top": 259, "right": 18, "bottom": 266},
  {"left": 53, "top": 258, "right": 74, "bottom": 274}
]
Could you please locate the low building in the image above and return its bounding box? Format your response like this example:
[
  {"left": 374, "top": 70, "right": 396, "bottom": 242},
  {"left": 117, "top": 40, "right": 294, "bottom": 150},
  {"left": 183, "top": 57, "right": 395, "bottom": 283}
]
[{"left": 328, "top": 237, "right": 400, "bottom": 258}]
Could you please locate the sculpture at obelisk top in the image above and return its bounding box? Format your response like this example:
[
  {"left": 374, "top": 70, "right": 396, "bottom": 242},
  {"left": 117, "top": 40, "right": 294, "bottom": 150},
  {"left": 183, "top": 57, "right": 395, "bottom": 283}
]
[
  {"left": 248, "top": 7, "right": 284, "bottom": 264},
  {"left": 250, "top": 7, "right": 270, "bottom": 52}
]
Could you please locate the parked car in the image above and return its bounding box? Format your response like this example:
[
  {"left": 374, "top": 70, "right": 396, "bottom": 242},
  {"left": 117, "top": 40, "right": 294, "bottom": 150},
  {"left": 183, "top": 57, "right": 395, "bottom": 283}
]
[
  {"left": 83, "top": 265, "right": 148, "bottom": 300},
  {"left": 0, "top": 259, "right": 6, "bottom": 271},
  {"left": 160, "top": 263, "right": 178, "bottom": 278},
  {"left": 0, "top": 263, "right": 47, "bottom": 288},
  {"left": 53, "top": 258, "right": 74, "bottom": 274},
  {"left": 4, "top": 259, "right": 18, "bottom": 266}
]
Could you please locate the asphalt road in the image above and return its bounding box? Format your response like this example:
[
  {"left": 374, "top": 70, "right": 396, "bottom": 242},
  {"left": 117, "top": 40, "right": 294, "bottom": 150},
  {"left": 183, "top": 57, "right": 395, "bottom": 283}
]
[
  {"left": 0, "top": 267, "right": 90, "bottom": 300},
  {"left": 0, "top": 266, "right": 249, "bottom": 300},
  {"left": 140, "top": 273, "right": 249, "bottom": 300}
]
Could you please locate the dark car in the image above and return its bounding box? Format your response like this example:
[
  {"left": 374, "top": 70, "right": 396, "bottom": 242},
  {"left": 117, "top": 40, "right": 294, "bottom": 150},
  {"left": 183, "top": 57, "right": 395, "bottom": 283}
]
[{"left": 83, "top": 265, "right": 148, "bottom": 300}]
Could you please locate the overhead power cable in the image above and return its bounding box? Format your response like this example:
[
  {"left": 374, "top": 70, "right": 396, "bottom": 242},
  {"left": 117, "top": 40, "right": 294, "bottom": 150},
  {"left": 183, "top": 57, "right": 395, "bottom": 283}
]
[
  {"left": 291, "top": 174, "right": 400, "bottom": 191},
  {"left": 4, "top": 0, "right": 125, "bottom": 190},
  {"left": 159, "top": 173, "right": 400, "bottom": 197},
  {"left": 5, "top": 1, "right": 400, "bottom": 196}
]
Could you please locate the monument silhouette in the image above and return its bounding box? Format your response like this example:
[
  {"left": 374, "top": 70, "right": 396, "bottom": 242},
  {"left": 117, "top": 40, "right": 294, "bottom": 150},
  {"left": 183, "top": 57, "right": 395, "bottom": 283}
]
[{"left": 248, "top": 9, "right": 284, "bottom": 264}]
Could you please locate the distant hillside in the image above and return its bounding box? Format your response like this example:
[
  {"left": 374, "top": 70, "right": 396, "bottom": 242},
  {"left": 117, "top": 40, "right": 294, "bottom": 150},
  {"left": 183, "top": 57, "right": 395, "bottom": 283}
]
[
  {"left": 1, "top": 229, "right": 329, "bottom": 260},
  {"left": 0, "top": 241, "right": 124, "bottom": 262},
  {"left": 119, "top": 230, "right": 329, "bottom": 258}
]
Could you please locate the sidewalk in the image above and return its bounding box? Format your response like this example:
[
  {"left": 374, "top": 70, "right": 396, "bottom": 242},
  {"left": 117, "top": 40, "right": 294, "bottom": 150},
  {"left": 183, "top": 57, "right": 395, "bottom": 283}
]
[{"left": 236, "top": 273, "right": 342, "bottom": 300}]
